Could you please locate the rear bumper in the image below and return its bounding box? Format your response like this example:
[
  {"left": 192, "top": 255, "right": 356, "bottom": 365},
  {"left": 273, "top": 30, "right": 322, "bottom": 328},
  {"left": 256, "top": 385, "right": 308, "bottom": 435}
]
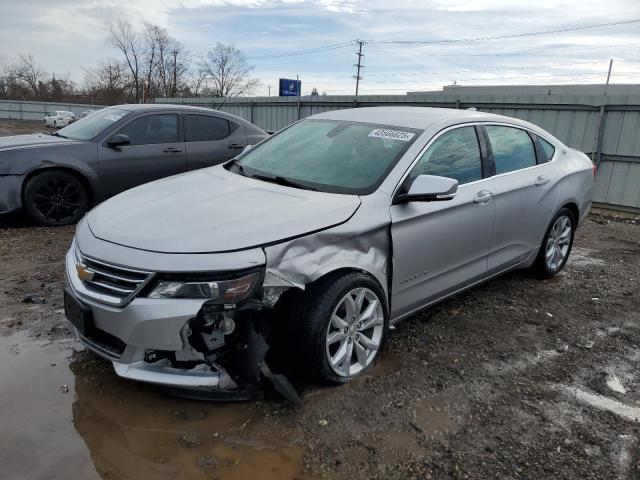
[{"left": 0, "top": 175, "right": 23, "bottom": 215}]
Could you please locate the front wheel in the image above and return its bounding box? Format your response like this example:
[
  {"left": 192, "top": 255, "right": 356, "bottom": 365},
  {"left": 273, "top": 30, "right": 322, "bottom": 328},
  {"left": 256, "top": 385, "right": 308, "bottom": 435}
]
[
  {"left": 532, "top": 207, "right": 576, "bottom": 277},
  {"left": 23, "top": 170, "right": 89, "bottom": 226},
  {"left": 282, "top": 272, "right": 389, "bottom": 384}
]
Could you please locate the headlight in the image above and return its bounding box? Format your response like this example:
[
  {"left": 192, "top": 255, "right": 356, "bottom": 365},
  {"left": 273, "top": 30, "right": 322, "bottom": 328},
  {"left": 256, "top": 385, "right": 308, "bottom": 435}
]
[{"left": 147, "top": 272, "right": 260, "bottom": 303}]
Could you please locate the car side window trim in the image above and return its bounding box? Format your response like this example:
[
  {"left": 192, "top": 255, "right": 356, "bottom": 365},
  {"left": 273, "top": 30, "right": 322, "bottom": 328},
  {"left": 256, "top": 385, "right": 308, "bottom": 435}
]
[{"left": 475, "top": 125, "right": 494, "bottom": 178}]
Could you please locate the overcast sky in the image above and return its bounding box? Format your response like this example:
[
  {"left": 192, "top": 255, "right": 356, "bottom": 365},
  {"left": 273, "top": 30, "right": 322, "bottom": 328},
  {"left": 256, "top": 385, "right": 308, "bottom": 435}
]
[{"left": 1, "top": 0, "right": 639, "bottom": 95}]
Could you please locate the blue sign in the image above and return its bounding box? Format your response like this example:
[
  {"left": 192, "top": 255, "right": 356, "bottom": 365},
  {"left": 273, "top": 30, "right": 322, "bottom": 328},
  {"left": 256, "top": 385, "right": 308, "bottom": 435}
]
[{"left": 279, "top": 78, "right": 301, "bottom": 96}]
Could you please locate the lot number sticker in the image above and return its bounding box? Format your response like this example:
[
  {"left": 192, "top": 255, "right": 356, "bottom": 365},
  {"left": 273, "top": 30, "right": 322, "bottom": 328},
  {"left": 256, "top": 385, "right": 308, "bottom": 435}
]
[{"left": 368, "top": 128, "right": 415, "bottom": 141}]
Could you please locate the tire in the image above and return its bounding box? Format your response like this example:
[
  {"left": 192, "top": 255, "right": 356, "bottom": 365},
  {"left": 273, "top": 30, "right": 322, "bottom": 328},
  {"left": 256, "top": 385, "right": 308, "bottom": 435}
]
[
  {"left": 23, "top": 170, "right": 89, "bottom": 226},
  {"left": 532, "top": 207, "right": 576, "bottom": 278},
  {"left": 281, "top": 271, "right": 390, "bottom": 384}
]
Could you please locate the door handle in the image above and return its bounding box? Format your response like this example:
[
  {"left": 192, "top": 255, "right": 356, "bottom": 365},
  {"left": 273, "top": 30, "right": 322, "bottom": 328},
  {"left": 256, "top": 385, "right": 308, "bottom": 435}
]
[
  {"left": 228, "top": 143, "right": 245, "bottom": 149},
  {"left": 473, "top": 190, "right": 493, "bottom": 204},
  {"left": 163, "top": 147, "right": 182, "bottom": 153},
  {"left": 535, "top": 175, "right": 550, "bottom": 187}
]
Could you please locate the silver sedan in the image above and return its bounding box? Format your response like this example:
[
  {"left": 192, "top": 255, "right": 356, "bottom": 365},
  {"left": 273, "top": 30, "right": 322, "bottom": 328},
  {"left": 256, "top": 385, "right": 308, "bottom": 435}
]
[{"left": 64, "top": 107, "right": 594, "bottom": 399}]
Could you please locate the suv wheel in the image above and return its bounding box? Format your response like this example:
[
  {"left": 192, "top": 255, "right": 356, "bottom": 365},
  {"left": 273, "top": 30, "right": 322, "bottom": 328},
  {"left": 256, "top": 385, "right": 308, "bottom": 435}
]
[
  {"left": 532, "top": 207, "right": 576, "bottom": 277},
  {"left": 23, "top": 170, "right": 89, "bottom": 226},
  {"left": 284, "top": 272, "right": 389, "bottom": 384}
]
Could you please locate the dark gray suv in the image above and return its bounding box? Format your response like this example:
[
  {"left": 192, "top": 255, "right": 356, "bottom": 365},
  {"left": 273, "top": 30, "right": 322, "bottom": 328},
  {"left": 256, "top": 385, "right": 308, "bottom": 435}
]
[{"left": 0, "top": 104, "right": 268, "bottom": 225}]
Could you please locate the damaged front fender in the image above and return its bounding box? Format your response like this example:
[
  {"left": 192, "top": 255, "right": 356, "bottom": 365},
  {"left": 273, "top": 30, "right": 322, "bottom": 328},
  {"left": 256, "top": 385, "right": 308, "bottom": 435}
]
[{"left": 263, "top": 192, "right": 392, "bottom": 298}]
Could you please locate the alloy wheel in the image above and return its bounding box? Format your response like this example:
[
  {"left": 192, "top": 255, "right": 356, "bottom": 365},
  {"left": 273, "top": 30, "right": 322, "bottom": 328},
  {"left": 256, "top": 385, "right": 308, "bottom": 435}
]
[
  {"left": 325, "top": 287, "right": 384, "bottom": 377},
  {"left": 32, "top": 178, "right": 82, "bottom": 224},
  {"left": 545, "top": 214, "right": 572, "bottom": 271}
]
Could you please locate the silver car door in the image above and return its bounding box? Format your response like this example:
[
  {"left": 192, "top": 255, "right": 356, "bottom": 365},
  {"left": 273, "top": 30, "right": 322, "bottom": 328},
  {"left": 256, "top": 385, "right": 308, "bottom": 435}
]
[
  {"left": 390, "top": 125, "right": 496, "bottom": 319},
  {"left": 483, "top": 125, "right": 559, "bottom": 271}
]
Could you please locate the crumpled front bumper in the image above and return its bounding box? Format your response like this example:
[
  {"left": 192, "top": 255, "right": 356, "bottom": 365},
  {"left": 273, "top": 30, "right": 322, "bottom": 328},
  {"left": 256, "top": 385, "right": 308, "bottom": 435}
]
[
  {"left": 0, "top": 175, "right": 23, "bottom": 215},
  {"left": 64, "top": 246, "right": 232, "bottom": 390}
]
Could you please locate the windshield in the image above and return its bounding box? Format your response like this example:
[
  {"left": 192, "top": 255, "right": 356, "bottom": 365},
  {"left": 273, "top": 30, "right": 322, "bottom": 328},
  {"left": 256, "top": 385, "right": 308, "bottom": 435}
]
[
  {"left": 57, "top": 108, "right": 130, "bottom": 141},
  {"left": 235, "top": 119, "right": 421, "bottom": 194}
]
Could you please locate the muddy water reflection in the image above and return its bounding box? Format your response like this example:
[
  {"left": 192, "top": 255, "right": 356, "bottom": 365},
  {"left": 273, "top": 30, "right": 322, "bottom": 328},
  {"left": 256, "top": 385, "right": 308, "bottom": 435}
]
[
  {"left": 0, "top": 332, "right": 323, "bottom": 480},
  {"left": 71, "top": 357, "right": 314, "bottom": 480},
  {"left": 0, "top": 332, "right": 99, "bottom": 480}
]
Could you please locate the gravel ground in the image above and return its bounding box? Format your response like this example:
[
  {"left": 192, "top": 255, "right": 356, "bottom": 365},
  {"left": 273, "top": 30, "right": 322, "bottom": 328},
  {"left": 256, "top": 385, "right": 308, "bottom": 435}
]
[{"left": 1, "top": 119, "right": 639, "bottom": 479}]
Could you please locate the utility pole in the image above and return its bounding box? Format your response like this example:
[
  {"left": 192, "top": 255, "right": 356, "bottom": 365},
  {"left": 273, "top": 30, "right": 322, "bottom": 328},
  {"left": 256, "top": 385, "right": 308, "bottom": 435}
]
[
  {"left": 354, "top": 40, "right": 365, "bottom": 98},
  {"left": 268, "top": 84, "right": 271, "bottom": 97},
  {"left": 591, "top": 58, "right": 613, "bottom": 165}
]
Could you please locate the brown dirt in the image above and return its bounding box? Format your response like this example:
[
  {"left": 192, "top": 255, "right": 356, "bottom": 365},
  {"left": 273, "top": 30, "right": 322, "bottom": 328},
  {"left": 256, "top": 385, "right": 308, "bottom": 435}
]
[{"left": 1, "top": 119, "right": 640, "bottom": 480}]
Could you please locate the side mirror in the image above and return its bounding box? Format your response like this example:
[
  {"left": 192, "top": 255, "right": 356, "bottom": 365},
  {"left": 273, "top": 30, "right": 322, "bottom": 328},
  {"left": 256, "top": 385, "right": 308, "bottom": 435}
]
[
  {"left": 395, "top": 174, "right": 458, "bottom": 204},
  {"left": 106, "top": 133, "right": 130, "bottom": 148}
]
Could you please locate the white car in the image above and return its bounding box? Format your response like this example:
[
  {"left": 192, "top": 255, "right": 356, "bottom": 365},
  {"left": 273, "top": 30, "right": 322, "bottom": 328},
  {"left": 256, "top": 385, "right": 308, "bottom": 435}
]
[{"left": 44, "top": 111, "right": 76, "bottom": 128}]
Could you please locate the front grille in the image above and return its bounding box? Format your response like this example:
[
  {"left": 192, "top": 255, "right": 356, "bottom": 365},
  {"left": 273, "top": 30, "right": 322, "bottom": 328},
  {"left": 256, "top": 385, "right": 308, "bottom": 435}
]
[{"left": 75, "top": 248, "right": 153, "bottom": 306}]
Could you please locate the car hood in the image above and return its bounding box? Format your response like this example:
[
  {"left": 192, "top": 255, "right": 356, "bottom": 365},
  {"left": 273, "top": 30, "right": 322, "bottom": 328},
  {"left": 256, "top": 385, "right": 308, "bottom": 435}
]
[
  {"left": 87, "top": 166, "right": 361, "bottom": 254},
  {"left": 0, "top": 133, "right": 77, "bottom": 152}
]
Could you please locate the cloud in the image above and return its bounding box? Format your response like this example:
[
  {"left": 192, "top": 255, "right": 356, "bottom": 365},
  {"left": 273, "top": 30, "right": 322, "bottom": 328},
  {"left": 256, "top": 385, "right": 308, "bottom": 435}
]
[{"left": 0, "top": 0, "right": 638, "bottom": 94}]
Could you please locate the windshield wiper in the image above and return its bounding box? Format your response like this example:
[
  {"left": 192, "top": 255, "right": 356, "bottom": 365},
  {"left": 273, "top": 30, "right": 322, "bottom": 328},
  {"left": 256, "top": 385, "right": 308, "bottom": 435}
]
[
  {"left": 250, "top": 173, "right": 318, "bottom": 191},
  {"left": 226, "top": 158, "right": 247, "bottom": 175},
  {"left": 51, "top": 131, "right": 68, "bottom": 139}
]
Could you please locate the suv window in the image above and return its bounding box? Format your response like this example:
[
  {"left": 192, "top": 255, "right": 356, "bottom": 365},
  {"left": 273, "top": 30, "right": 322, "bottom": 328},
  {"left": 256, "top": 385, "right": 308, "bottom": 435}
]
[
  {"left": 185, "top": 115, "right": 231, "bottom": 141},
  {"left": 408, "top": 126, "right": 483, "bottom": 185},
  {"left": 118, "top": 114, "right": 178, "bottom": 145},
  {"left": 486, "top": 126, "right": 536, "bottom": 174}
]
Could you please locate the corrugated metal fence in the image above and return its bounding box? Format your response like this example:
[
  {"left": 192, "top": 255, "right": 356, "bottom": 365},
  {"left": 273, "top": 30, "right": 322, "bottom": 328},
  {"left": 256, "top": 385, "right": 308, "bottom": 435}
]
[
  {"left": 157, "top": 94, "right": 640, "bottom": 212},
  {"left": 0, "top": 100, "right": 102, "bottom": 121}
]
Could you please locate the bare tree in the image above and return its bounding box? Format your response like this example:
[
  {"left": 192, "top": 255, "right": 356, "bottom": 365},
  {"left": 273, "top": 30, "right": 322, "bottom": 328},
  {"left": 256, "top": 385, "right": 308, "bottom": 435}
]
[
  {"left": 199, "top": 43, "right": 260, "bottom": 97},
  {"left": 13, "top": 53, "right": 47, "bottom": 97},
  {"left": 84, "top": 59, "right": 130, "bottom": 104},
  {"left": 108, "top": 20, "right": 143, "bottom": 102}
]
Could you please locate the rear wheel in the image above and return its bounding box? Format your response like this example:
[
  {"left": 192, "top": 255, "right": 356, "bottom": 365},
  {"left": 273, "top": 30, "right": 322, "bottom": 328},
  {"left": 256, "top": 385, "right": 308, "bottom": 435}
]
[
  {"left": 23, "top": 170, "right": 89, "bottom": 226},
  {"left": 532, "top": 207, "right": 575, "bottom": 277},
  {"left": 282, "top": 272, "right": 389, "bottom": 384}
]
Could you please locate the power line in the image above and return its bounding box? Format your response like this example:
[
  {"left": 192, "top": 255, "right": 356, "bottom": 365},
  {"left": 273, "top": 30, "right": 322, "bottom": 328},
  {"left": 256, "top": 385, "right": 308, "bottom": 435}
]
[
  {"left": 247, "top": 42, "right": 353, "bottom": 60},
  {"left": 361, "top": 60, "right": 608, "bottom": 78},
  {"left": 367, "top": 42, "right": 640, "bottom": 58},
  {"left": 365, "top": 18, "right": 640, "bottom": 45}
]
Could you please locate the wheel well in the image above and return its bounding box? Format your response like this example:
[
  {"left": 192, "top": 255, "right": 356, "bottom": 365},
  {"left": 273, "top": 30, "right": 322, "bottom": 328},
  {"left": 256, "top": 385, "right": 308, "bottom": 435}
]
[
  {"left": 22, "top": 167, "right": 94, "bottom": 206},
  {"left": 562, "top": 202, "right": 579, "bottom": 224},
  {"left": 312, "top": 267, "right": 383, "bottom": 288}
]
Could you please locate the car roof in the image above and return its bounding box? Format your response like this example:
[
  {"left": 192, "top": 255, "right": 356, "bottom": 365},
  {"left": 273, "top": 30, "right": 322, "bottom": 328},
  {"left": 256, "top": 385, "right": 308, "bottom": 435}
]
[
  {"left": 310, "top": 106, "right": 541, "bottom": 132},
  {"left": 116, "top": 103, "right": 221, "bottom": 114},
  {"left": 106, "top": 103, "right": 267, "bottom": 134}
]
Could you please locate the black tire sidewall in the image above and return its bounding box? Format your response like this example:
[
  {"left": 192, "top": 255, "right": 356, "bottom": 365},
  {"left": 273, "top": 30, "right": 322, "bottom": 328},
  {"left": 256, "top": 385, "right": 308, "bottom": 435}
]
[{"left": 23, "top": 171, "right": 88, "bottom": 226}]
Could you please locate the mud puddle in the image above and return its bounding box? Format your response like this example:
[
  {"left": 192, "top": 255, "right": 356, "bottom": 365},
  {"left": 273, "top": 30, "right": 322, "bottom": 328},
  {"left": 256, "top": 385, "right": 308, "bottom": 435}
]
[
  {"left": 0, "top": 332, "right": 98, "bottom": 480},
  {"left": 0, "top": 332, "right": 324, "bottom": 480}
]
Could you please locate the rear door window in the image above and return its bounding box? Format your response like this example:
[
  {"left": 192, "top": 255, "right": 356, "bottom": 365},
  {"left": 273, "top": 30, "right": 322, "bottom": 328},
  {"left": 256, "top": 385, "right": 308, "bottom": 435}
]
[
  {"left": 185, "top": 115, "right": 231, "bottom": 141},
  {"left": 485, "top": 126, "right": 537, "bottom": 174},
  {"left": 118, "top": 114, "right": 179, "bottom": 145},
  {"left": 408, "top": 126, "right": 483, "bottom": 185}
]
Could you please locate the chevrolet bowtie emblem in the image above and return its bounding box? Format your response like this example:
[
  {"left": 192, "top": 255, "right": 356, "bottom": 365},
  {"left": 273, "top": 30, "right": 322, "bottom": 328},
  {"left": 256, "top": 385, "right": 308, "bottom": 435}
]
[{"left": 76, "top": 263, "right": 94, "bottom": 281}]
